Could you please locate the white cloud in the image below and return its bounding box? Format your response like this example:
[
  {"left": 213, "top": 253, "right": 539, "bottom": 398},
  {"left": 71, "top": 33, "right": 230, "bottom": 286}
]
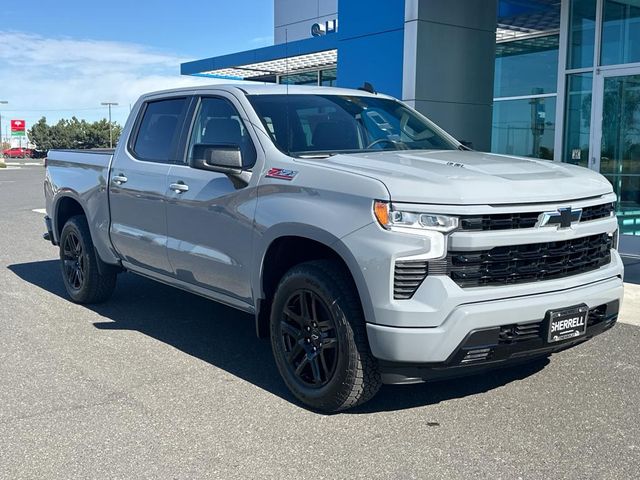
[
  {"left": 250, "top": 35, "right": 274, "bottom": 45},
  {"left": 0, "top": 31, "right": 230, "bottom": 131}
]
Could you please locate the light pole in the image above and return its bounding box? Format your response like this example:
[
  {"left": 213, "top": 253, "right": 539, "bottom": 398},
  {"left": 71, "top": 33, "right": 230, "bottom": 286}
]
[
  {"left": 101, "top": 102, "right": 118, "bottom": 148},
  {"left": 0, "top": 100, "right": 7, "bottom": 157}
]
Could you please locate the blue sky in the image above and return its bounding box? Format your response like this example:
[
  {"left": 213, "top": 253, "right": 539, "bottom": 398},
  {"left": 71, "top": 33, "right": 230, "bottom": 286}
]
[{"left": 0, "top": 0, "right": 274, "bottom": 142}]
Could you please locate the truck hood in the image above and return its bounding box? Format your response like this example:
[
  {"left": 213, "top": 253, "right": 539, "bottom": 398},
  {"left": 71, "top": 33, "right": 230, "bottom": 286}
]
[{"left": 315, "top": 150, "right": 612, "bottom": 205}]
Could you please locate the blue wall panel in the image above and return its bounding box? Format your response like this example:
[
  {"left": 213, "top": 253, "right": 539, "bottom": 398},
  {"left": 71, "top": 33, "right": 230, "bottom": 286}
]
[
  {"left": 336, "top": 29, "right": 405, "bottom": 97},
  {"left": 336, "top": 0, "right": 405, "bottom": 97},
  {"left": 338, "top": 0, "right": 405, "bottom": 39}
]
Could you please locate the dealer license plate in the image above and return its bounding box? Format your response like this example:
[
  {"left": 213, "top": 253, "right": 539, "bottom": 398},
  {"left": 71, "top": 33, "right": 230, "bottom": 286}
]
[{"left": 547, "top": 305, "right": 589, "bottom": 343}]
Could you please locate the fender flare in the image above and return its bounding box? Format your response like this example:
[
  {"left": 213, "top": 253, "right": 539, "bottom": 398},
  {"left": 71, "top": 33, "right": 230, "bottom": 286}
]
[{"left": 252, "top": 223, "right": 375, "bottom": 333}]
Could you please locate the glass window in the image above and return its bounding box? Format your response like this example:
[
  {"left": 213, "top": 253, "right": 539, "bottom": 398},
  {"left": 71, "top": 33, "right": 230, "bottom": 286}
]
[
  {"left": 491, "top": 97, "right": 556, "bottom": 159},
  {"left": 599, "top": 74, "right": 640, "bottom": 235},
  {"left": 320, "top": 68, "right": 337, "bottom": 86},
  {"left": 601, "top": 0, "right": 640, "bottom": 66},
  {"left": 279, "top": 71, "right": 319, "bottom": 85},
  {"left": 563, "top": 73, "right": 593, "bottom": 167},
  {"left": 187, "top": 97, "right": 256, "bottom": 167},
  {"left": 494, "top": 36, "right": 559, "bottom": 98},
  {"left": 567, "top": 0, "right": 597, "bottom": 69},
  {"left": 247, "top": 94, "right": 459, "bottom": 156},
  {"left": 133, "top": 98, "right": 187, "bottom": 162}
]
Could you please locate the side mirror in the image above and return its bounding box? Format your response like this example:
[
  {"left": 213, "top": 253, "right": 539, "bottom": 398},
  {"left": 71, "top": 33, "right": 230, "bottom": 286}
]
[{"left": 191, "top": 143, "right": 243, "bottom": 173}]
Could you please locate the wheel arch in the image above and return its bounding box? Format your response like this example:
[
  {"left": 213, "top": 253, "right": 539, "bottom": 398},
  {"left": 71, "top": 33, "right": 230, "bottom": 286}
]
[
  {"left": 253, "top": 224, "right": 374, "bottom": 338},
  {"left": 54, "top": 194, "right": 86, "bottom": 240},
  {"left": 52, "top": 192, "right": 121, "bottom": 269}
]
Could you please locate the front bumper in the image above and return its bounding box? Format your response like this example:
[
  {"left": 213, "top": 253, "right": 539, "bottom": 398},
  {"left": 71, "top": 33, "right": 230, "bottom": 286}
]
[
  {"left": 378, "top": 299, "right": 619, "bottom": 384},
  {"left": 366, "top": 275, "right": 623, "bottom": 365}
]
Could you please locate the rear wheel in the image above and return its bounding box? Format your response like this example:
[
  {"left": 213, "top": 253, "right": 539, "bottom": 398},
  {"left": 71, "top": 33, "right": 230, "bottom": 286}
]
[
  {"left": 59, "top": 215, "right": 117, "bottom": 304},
  {"left": 270, "top": 260, "right": 381, "bottom": 412}
]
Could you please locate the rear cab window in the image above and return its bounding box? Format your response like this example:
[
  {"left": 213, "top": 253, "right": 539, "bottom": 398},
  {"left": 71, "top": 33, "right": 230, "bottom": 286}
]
[{"left": 131, "top": 98, "right": 189, "bottom": 163}]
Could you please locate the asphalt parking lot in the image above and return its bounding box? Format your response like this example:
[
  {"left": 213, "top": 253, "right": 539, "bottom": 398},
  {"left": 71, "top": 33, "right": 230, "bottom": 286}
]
[{"left": 1, "top": 165, "right": 639, "bottom": 479}]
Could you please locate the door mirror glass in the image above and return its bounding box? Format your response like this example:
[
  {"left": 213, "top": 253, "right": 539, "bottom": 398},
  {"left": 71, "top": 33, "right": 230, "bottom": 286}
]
[{"left": 191, "top": 143, "right": 243, "bottom": 172}]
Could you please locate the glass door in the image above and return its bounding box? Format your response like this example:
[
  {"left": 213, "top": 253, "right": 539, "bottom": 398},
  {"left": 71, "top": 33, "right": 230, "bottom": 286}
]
[{"left": 592, "top": 67, "right": 640, "bottom": 253}]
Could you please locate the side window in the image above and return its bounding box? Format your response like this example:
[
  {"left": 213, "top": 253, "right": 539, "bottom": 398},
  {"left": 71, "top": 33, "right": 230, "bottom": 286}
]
[
  {"left": 132, "top": 98, "right": 187, "bottom": 162},
  {"left": 187, "top": 97, "right": 256, "bottom": 168}
]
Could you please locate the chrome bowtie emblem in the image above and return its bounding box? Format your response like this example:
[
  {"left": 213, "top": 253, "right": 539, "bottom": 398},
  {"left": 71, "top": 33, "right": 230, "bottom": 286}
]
[{"left": 537, "top": 207, "right": 582, "bottom": 229}]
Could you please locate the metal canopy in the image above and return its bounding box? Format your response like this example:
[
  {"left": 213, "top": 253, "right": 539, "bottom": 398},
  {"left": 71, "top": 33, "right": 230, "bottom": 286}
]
[
  {"left": 497, "top": 0, "right": 561, "bottom": 42},
  {"left": 197, "top": 49, "right": 338, "bottom": 80}
]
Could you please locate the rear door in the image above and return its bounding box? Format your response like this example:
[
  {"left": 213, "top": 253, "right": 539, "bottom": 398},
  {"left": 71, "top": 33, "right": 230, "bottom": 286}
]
[
  {"left": 165, "top": 94, "right": 259, "bottom": 304},
  {"left": 109, "top": 96, "right": 191, "bottom": 275}
]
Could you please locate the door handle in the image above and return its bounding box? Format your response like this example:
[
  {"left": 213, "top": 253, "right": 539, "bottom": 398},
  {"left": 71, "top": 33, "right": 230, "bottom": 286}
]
[
  {"left": 169, "top": 182, "right": 189, "bottom": 193},
  {"left": 112, "top": 174, "right": 128, "bottom": 185}
]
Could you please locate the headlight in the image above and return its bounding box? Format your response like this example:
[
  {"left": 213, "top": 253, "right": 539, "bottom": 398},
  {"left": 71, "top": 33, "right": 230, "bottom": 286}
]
[{"left": 373, "top": 200, "right": 459, "bottom": 233}]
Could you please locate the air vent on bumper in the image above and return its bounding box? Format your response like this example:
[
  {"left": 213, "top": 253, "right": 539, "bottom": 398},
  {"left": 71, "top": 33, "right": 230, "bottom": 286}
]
[{"left": 393, "top": 260, "right": 428, "bottom": 300}]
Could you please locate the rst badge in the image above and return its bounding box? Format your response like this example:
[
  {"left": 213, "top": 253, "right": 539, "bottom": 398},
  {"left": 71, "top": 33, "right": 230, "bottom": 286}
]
[{"left": 266, "top": 168, "right": 298, "bottom": 181}]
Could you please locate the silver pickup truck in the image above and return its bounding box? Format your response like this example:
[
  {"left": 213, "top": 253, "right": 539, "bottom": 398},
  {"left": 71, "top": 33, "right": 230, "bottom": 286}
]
[{"left": 44, "top": 84, "right": 624, "bottom": 412}]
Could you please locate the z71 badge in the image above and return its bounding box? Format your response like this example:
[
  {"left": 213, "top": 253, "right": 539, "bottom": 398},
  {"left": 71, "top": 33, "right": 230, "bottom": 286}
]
[{"left": 266, "top": 167, "right": 298, "bottom": 180}]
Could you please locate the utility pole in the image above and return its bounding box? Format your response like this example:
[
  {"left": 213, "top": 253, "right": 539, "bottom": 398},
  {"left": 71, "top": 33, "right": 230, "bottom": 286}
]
[
  {"left": 0, "top": 100, "right": 8, "bottom": 157},
  {"left": 101, "top": 102, "right": 119, "bottom": 148}
]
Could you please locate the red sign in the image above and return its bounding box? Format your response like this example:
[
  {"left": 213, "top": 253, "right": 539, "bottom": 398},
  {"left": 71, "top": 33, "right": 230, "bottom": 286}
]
[{"left": 11, "top": 120, "right": 25, "bottom": 132}]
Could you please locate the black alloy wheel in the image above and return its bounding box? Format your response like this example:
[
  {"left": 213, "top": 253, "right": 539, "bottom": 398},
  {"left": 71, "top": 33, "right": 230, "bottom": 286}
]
[
  {"left": 59, "top": 215, "right": 117, "bottom": 304},
  {"left": 270, "top": 260, "right": 381, "bottom": 412},
  {"left": 62, "top": 231, "right": 85, "bottom": 291},
  {"left": 280, "top": 289, "right": 338, "bottom": 387}
]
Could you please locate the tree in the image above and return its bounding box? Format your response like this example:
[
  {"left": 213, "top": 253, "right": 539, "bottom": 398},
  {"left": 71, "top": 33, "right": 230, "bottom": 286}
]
[{"left": 27, "top": 116, "right": 123, "bottom": 151}]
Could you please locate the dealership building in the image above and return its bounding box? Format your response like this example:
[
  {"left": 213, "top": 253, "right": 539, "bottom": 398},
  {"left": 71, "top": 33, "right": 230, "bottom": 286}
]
[{"left": 181, "top": 0, "right": 640, "bottom": 251}]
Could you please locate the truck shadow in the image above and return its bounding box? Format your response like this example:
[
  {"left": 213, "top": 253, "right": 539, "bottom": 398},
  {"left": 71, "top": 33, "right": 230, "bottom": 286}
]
[{"left": 9, "top": 260, "right": 548, "bottom": 414}]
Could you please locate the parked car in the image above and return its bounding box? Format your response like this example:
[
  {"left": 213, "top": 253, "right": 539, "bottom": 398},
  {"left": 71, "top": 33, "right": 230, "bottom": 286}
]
[
  {"left": 3, "top": 147, "right": 35, "bottom": 158},
  {"left": 43, "top": 84, "right": 624, "bottom": 412}
]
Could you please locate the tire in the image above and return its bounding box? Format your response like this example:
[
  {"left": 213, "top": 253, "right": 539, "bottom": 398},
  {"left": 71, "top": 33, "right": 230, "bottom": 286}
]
[
  {"left": 270, "top": 260, "right": 381, "bottom": 412},
  {"left": 59, "top": 215, "right": 117, "bottom": 304}
]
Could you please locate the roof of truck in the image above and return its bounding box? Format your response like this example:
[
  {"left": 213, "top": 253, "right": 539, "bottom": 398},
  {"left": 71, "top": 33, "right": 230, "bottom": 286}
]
[{"left": 140, "top": 83, "right": 394, "bottom": 100}]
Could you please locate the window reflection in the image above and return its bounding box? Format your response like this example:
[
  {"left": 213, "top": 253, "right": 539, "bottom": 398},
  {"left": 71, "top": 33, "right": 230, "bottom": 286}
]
[
  {"left": 563, "top": 73, "right": 593, "bottom": 168},
  {"left": 492, "top": 97, "right": 556, "bottom": 159},
  {"left": 601, "top": 0, "right": 640, "bottom": 66},
  {"left": 495, "top": 36, "right": 559, "bottom": 98},
  {"left": 567, "top": 0, "right": 597, "bottom": 69}
]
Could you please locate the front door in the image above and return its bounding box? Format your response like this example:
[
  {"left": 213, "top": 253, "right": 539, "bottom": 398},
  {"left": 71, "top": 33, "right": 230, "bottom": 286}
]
[
  {"left": 592, "top": 67, "right": 640, "bottom": 254},
  {"left": 165, "top": 95, "right": 259, "bottom": 305}
]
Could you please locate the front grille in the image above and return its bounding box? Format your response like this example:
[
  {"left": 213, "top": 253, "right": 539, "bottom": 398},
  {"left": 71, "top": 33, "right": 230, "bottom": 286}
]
[
  {"left": 442, "top": 233, "right": 612, "bottom": 288},
  {"left": 448, "top": 301, "right": 618, "bottom": 366},
  {"left": 393, "top": 260, "right": 428, "bottom": 299},
  {"left": 496, "top": 302, "right": 618, "bottom": 346},
  {"left": 499, "top": 322, "right": 543, "bottom": 343},
  {"left": 581, "top": 203, "right": 615, "bottom": 222},
  {"left": 459, "top": 202, "right": 614, "bottom": 231},
  {"left": 587, "top": 300, "right": 619, "bottom": 329}
]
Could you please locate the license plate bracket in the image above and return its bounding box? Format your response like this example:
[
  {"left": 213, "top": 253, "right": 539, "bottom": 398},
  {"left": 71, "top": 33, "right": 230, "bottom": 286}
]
[{"left": 546, "top": 304, "right": 589, "bottom": 343}]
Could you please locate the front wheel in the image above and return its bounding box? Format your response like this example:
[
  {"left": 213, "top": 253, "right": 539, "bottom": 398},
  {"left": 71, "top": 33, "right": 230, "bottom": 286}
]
[
  {"left": 59, "top": 215, "right": 117, "bottom": 304},
  {"left": 270, "top": 260, "right": 381, "bottom": 412}
]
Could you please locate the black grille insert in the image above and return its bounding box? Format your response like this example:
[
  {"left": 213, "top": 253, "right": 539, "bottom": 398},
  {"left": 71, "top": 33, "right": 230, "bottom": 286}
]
[
  {"left": 444, "top": 233, "right": 612, "bottom": 288},
  {"left": 459, "top": 203, "right": 614, "bottom": 231},
  {"left": 394, "top": 260, "right": 428, "bottom": 300},
  {"left": 499, "top": 322, "right": 543, "bottom": 344}
]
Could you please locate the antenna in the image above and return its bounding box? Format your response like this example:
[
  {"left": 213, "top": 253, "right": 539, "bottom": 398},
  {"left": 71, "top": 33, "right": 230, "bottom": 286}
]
[{"left": 285, "top": 28, "right": 291, "bottom": 155}]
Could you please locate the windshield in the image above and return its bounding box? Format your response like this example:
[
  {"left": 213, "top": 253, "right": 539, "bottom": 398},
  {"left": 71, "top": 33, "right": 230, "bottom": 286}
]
[{"left": 247, "top": 94, "right": 459, "bottom": 156}]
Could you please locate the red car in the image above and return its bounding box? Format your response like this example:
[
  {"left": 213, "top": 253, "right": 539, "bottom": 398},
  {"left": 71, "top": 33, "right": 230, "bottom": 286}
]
[{"left": 2, "top": 147, "right": 35, "bottom": 158}]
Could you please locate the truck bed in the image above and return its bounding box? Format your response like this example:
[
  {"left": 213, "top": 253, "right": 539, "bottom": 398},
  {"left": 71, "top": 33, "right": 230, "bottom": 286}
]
[{"left": 45, "top": 149, "right": 115, "bottom": 264}]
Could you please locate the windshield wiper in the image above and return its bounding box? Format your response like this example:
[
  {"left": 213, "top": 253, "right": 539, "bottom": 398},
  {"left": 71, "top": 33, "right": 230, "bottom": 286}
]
[{"left": 297, "top": 153, "right": 337, "bottom": 159}]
